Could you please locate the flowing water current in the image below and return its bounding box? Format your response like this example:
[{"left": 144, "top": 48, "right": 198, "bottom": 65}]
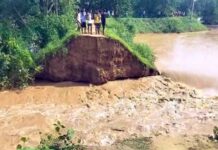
[{"left": 135, "top": 28, "right": 218, "bottom": 96}]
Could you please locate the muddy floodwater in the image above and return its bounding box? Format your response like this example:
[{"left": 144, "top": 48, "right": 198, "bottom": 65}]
[{"left": 135, "top": 29, "right": 218, "bottom": 96}]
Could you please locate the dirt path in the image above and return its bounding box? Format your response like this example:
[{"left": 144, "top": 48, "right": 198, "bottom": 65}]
[{"left": 0, "top": 76, "right": 218, "bottom": 150}]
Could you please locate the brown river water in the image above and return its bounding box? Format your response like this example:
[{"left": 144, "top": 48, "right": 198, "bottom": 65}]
[{"left": 134, "top": 29, "right": 218, "bottom": 96}]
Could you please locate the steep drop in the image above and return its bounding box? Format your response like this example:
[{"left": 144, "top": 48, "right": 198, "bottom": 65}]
[{"left": 38, "top": 35, "right": 158, "bottom": 84}]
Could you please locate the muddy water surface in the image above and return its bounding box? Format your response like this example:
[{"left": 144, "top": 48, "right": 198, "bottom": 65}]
[
  {"left": 0, "top": 77, "right": 217, "bottom": 150},
  {"left": 135, "top": 29, "right": 218, "bottom": 96}
]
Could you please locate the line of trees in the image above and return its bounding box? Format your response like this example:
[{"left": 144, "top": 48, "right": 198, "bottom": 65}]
[
  {"left": 196, "top": 0, "right": 218, "bottom": 24},
  {"left": 79, "top": 0, "right": 218, "bottom": 24},
  {"left": 0, "top": 0, "right": 217, "bottom": 27},
  {"left": 0, "top": 0, "right": 77, "bottom": 48}
]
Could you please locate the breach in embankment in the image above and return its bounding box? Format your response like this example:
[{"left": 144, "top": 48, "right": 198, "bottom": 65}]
[{"left": 37, "top": 35, "right": 159, "bottom": 84}]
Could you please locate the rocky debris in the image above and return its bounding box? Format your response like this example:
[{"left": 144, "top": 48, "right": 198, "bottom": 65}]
[{"left": 38, "top": 35, "right": 158, "bottom": 84}]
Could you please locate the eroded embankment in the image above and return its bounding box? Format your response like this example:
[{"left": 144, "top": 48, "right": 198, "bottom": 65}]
[
  {"left": 0, "top": 76, "right": 217, "bottom": 150},
  {"left": 37, "top": 35, "right": 158, "bottom": 84}
]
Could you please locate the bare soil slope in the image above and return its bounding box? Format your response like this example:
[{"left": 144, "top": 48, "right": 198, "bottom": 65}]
[{"left": 38, "top": 35, "right": 158, "bottom": 84}]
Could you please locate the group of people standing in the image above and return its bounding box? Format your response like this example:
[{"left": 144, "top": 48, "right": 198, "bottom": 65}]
[{"left": 77, "top": 9, "right": 107, "bottom": 35}]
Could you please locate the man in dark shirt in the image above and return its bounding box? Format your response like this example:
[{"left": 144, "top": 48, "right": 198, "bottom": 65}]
[{"left": 101, "top": 10, "right": 107, "bottom": 35}]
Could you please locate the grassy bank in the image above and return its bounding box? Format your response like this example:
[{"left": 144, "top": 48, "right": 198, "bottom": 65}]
[
  {"left": 109, "top": 17, "right": 207, "bottom": 33},
  {"left": 105, "top": 23, "right": 155, "bottom": 68}
]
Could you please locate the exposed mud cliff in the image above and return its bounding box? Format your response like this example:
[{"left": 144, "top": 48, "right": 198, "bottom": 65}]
[{"left": 38, "top": 35, "right": 158, "bottom": 84}]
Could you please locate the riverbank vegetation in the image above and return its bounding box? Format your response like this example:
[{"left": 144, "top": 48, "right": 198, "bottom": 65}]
[
  {"left": 0, "top": 0, "right": 77, "bottom": 89},
  {"left": 105, "top": 19, "right": 154, "bottom": 68},
  {"left": 17, "top": 121, "right": 85, "bottom": 150},
  {"left": 108, "top": 17, "right": 206, "bottom": 34},
  {"left": 0, "top": 0, "right": 213, "bottom": 89}
]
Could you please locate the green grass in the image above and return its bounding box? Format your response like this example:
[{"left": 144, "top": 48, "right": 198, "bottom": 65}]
[
  {"left": 105, "top": 18, "right": 155, "bottom": 68},
  {"left": 34, "top": 30, "right": 79, "bottom": 64},
  {"left": 110, "top": 17, "right": 207, "bottom": 33},
  {"left": 105, "top": 30, "right": 155, "bottom": 68}
]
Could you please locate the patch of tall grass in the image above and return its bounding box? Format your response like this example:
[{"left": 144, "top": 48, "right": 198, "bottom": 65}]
[{"left": 111, "top": 17, "right": 206, "bottom": 33}]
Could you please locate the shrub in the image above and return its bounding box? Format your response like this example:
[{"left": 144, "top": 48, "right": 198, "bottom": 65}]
[
  {"left": 0, "top": 5, "right": 77, "bottom": 89},
  {"left": 17, "top": 121, "right": 85, "bottom": 150},
  {"left": 0, "top": 36, "right": 38, "bottom": 89},
  {"left": 24, "top": 15, "right": 76, "bottom": 50}
]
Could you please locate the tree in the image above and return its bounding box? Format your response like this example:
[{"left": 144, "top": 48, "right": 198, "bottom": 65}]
[
  {"left": 196, "top": 0, "right": 218, "bottom": 24},
  {"left": 79, "top": 0, "right": 133, "bottom": 17}
]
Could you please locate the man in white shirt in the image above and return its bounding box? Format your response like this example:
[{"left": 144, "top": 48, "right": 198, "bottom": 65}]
[
  {"left": 87, "top": 10, "right": 93, "bottom": 34},
  {"left": 81, "top": 10, "right": 87, "bottom": 34}
]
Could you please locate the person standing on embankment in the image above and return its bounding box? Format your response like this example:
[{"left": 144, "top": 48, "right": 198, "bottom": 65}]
[
  {"left": 81, "top": 9, "right": 87, "bottom": 34},
  {"left": 87, "top": 10, "right": 93, "bottom": 34},
  {"left": 94, "top": 11, "right": 101, "bottom": 35},
  {"left": 101, "top": 10, "right": 107, "bottom": 35}
]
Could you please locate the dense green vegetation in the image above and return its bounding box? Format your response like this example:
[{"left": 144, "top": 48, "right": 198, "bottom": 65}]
[
  {"left": 0, "top": 0, "right": 77, "bottom": 89},
  {"left": 108, "top": 17, "right": 206, "bottom": 34},
  {"left": 0, "top": 37, "right": 37, "bottom": 89},
  {"left": 196, "top": 0, "right": 218, "bottom": 24}
]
